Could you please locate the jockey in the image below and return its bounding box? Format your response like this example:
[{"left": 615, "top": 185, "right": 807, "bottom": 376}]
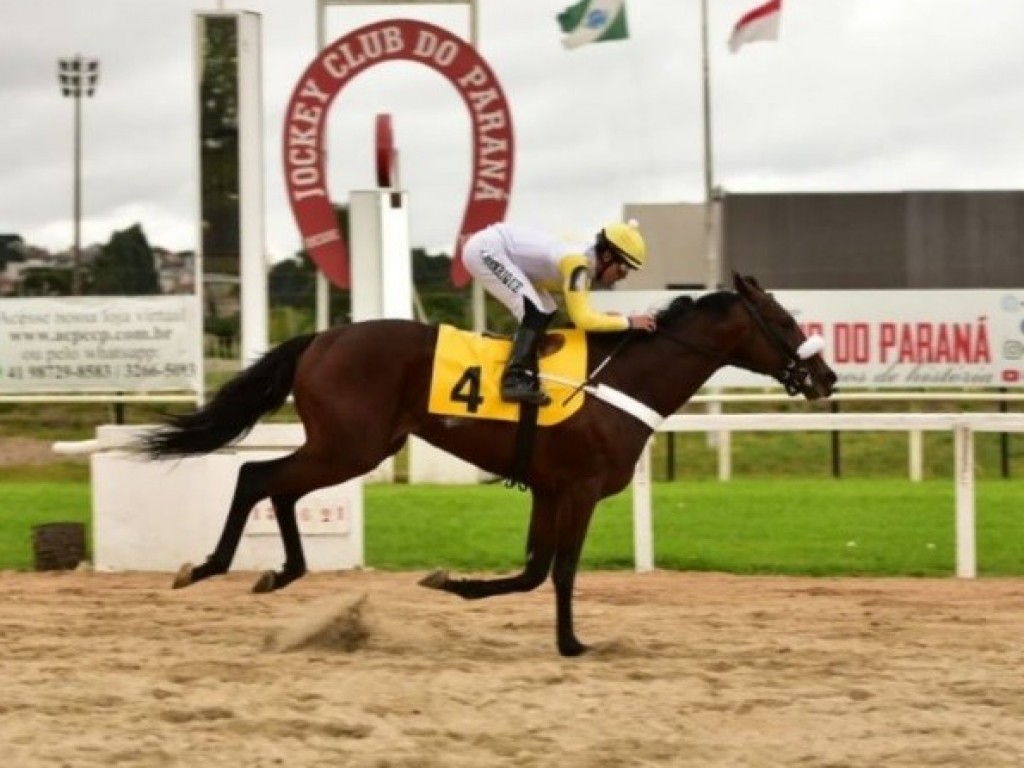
[{"left": 462, "top": 219, "right": 658, "bottom": 406}]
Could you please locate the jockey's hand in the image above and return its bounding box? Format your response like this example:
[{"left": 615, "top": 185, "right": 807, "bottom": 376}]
[{"left": 628, "top": 313, "right": 657, "bottom": 333}]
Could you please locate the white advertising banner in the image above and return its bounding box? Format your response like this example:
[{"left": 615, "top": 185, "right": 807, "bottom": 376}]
[
  {"left": 592, "top": 289, "right": 1024, "bottom": 390},
  {"left": 0, "top": 295, "right": 201, "bottom": 393}
]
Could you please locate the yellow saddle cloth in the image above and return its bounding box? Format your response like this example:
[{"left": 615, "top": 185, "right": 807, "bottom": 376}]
[{"left": 427, "top": 324, "right": 588, "bottom": 426}]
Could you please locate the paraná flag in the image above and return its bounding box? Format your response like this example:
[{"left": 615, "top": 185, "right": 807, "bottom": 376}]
[
  {"left": 729, "top": 0, "right": 782, "bottom": 53},
  {"left": 558, "top": 0, "right": 629, "bottom": 50}
]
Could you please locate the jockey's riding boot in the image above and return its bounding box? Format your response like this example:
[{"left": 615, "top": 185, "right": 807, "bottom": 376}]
[{"left": 501, "top": 303, "right": 552, "bottom": 406}]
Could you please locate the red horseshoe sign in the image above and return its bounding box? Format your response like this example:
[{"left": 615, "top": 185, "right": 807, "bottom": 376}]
[{"left": 283, "top": 19, "right": 514, "bottom": 288}]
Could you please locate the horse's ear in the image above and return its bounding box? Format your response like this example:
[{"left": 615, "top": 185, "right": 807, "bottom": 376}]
[{"left": 733, "top": 273, "right": 762, "bottom": 297}]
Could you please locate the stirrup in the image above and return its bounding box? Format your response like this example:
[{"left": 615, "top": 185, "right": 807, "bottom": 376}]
[
  {"left": 502, "top": 388, "right": 551, "bottom": 407},
  {"left": 501, "top": 371, "right": 551, "bottom": 406}
]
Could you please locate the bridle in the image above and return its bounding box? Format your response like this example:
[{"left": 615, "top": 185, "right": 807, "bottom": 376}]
[
  {"left": 736, "top": 293, "right": 825, "bottom": 395},
  {"left": 584, "top": 291, "right": 825, "bottom": 397}
]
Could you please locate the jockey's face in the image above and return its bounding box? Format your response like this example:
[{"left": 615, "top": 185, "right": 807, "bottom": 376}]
[{"left": 595, "top": 250, "right": 629, "bottom": 286}]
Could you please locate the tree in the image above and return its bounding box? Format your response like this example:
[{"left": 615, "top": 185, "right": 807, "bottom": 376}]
[
  {"left": 198, "top": 15, "right": 241, "bottom": 275},
  {"left": 0, "top": 234, "right": 26, "bottom": 272},
  {"left": 412, "top": 247, "right": 452, "bottom": 285},
  {"left": 89, "top": 224, "right": 160, "bottom": 295},
  {"left": 20, "top": 267, "right": 70, "bottom": 296},
  {"left": 268, "top": 254, "right": 316, "bottom": 310}
]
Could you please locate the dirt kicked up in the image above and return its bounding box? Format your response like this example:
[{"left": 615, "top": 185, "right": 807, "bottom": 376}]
[{"left": 1, "top": 569, "right": 1023, "bottom": 768}]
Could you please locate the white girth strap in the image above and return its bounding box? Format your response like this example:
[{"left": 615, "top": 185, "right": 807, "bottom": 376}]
[{"left": 539, "top": 373, "right": 664, "bottom": 431}]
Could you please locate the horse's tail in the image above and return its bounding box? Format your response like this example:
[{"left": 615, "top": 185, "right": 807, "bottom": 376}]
[{"left": 141, "top": 332, "right": 319, "bottom": 458}]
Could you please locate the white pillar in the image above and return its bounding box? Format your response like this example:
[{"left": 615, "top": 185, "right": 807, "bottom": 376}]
[
  {"left": 236, "top": 11, "right": 268, "bottom": 365},
  {"left": 908, "top": 429, "right": 923, "bottom": 482},
  {"left": 954, "top": 423, "right": 977, "bottom": 579},
  {"left": 349, "top": 190, "right": 411, "bottom": 483},
  {"left": 349, "top": 190, "right": 412, "bottom": 322},
  {"left": 717, "top": 430, "right": 732, "bottom": 481},
  {"left": 632, "top": 440, "right": 654, "bottom": 572}
]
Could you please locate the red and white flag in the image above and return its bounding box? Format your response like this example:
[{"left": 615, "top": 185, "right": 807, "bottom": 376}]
[{"left": 728, "top": 0, "right": 782, "bottom": 53}]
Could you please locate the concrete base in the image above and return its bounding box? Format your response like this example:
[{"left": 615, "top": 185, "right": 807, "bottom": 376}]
[
  {"left": 89, "top": 424, "right": 363, "bottom": 572},
  {"left": 408, "top": 437, "right": 490, "bottom": 484}
]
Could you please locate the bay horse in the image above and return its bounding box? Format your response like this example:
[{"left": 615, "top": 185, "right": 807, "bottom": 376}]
[{"left": 142, "top": 273, "right": 836, "bottom": 656}]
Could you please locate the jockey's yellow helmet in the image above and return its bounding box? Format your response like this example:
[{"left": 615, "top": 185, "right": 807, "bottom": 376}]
[{"left": 599, "top": 219, "right": 646, "bottom": 270}]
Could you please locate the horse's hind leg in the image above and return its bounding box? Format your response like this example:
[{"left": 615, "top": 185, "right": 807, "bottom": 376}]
[
  {"left": 247, "top": 440, "right": 395, "bottom": 593},
  {"left": 420, "top": 490, "right": 557, "bottom": 599},
  {"left": 174, "top": 456, "right": 288, "bottom": 588},
  {"left": 251, "top": 493, "right": 305, "bottom": 594},
  {"left": 175, "top": 432, "right": 401, "bottom": 591}
]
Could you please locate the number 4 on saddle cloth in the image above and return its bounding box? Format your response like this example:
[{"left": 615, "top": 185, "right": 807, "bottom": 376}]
[{"left": 427, "top": 324, "right": 589, "bottom": 425}]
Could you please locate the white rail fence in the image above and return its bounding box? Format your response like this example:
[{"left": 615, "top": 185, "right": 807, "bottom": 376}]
[
  {"left": 686, "top": 391, "right": 1024, "bottom": 482},
  {"left": 56, "top": 411, "right": 1022, "bottom": 580},
  {"left": 631, "top": 412, "right": 1024, "bottom": 579}
]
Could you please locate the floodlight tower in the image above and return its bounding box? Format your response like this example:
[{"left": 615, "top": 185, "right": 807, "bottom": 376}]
[{"left": 58, "top": 55, "right": 100, "bottom": 296}]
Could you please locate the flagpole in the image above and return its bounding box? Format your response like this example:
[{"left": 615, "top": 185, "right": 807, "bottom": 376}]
[
  {"left": 469, "top": 0, "right": 487, "bottom": 333},
  {"left": 701, "top": 0, "right": 728, "bottom": 476},
  {"left": 700, "top": 0, "right": 717, "bottom": 290},
  {"left": 315, "top": 0, "right": 330, "bottom": 331}
]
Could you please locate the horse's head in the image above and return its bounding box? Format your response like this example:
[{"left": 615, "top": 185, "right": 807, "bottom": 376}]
[{"left": 727, "top": 273, "right": 837, "bottom": 400}]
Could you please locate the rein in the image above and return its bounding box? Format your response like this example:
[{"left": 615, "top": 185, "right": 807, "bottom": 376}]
[
  {"left": 654, "top": 293, "right": 823, "bottom": 397},
  {"left": 655, "top": 326, "right": 730, "bottom": 363},
  {"left": 560, "top": 332, "right": 634, "bottom": 406},
  {"left": 736, "top": 293, "right": 818, "bottom": 395},
  {"left": 559, "top": 289, "right": 823, "bottom": 408}
]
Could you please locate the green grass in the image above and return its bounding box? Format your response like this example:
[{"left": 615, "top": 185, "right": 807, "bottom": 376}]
[
  {"left": 6, "top": 479, "right": 1017, "bottom": 576},
  {"left": 364, "top": 480, "right": 1024, "bottom": 577},
  {"left": 0, "top": 483, "right": 91, "bottom": 570}
]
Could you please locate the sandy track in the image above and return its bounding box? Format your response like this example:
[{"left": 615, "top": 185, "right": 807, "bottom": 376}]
[{"left": 1, "top": 569, "right": 1023, "bottom": 767}]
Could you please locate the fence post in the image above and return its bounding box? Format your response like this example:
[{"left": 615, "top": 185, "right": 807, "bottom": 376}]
[
  {"left": 830, "top": 400, "right": 842, "bottom": 477},
  {"left": 908, "top": 429, "right": 923, "bottom": 481},
  {"left": 632, "top": 439, "right": 654, "bottom": 572},
  {"left": 1000, "top": 387, "right": 1010, "bottom": 479},
  {"left": 954, "top": 422, "right": 977, "bottom": 579},
  {"left": 717, "top": 430, "right": 732, "bottom": 481}
]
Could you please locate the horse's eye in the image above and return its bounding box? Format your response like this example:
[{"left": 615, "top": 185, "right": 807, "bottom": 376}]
[{"left": 775, "top": 315, "right": 796, "bottom": 331}]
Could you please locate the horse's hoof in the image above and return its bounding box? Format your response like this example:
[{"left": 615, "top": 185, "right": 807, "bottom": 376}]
[
  {"left": 418, "top": 569, "right": 449, "bottom": 590},
  {"left": 558, "top": 640, "right": 589, "bottom": 658},
  {"left": 252, "top": 571, "right": 277, "bottom": 593},
  {"left": 171, "top": 563, "right": 195, "bottom": 590}
]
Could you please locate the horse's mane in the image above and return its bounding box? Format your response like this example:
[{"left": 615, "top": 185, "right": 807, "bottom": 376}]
[{"left": 654, "top": 290, "right": 735, "bottom": 328}]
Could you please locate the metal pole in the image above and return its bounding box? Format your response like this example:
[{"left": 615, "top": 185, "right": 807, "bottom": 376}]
[
  {"left": 701, "top": 0, "right": 728, "bottom": 468},
  {"left": 314, "top": 0, "right": 331, "bottom": 330},
  {"left": 59, "top": 54, "right": 97, "bottom": 295},
  {"left": 72, "top": 85, "right": 83, "bottom": 295},
  {"left": 700, "top": 0, "right": 716, "bottom": 290},
  {"left": 831, "top": 399, "right": 842, "bottom": 478},
  {"left": 954, "top": 423, "right": 977, "bottom": 579},
  {"left": 468, "top": 0, "right": 487, "bottom": 333},
  {"left": 1000, "top": 386, "right": 1010, "bottom": 478}
]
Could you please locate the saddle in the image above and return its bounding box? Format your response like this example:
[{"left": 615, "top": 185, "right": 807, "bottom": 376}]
[
  {"left": 427, "top": 325, "right": 586, "bottom": 426},
  {"left": 481, "top": 330, "right": 567, "bottom": 359}
]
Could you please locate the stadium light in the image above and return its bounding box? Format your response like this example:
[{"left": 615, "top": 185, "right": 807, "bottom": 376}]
[{"left": 57, "top": 55, "right": 100, "bottom": 295}]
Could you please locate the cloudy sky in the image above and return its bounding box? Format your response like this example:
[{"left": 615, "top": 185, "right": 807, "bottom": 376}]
[{"left": 3, "top": 0, "right": 1023, "bottom": 263}]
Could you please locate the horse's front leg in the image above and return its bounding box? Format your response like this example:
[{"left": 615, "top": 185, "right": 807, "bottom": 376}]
[
  {"left": 251, "top": 494, "right": 307, "bottom": 593},
  {"left": 550, "top": 487, "right": 599, "bottom": 657},
  {"left": 419, "top": 490, "right": 557, "bottom": 599}
]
